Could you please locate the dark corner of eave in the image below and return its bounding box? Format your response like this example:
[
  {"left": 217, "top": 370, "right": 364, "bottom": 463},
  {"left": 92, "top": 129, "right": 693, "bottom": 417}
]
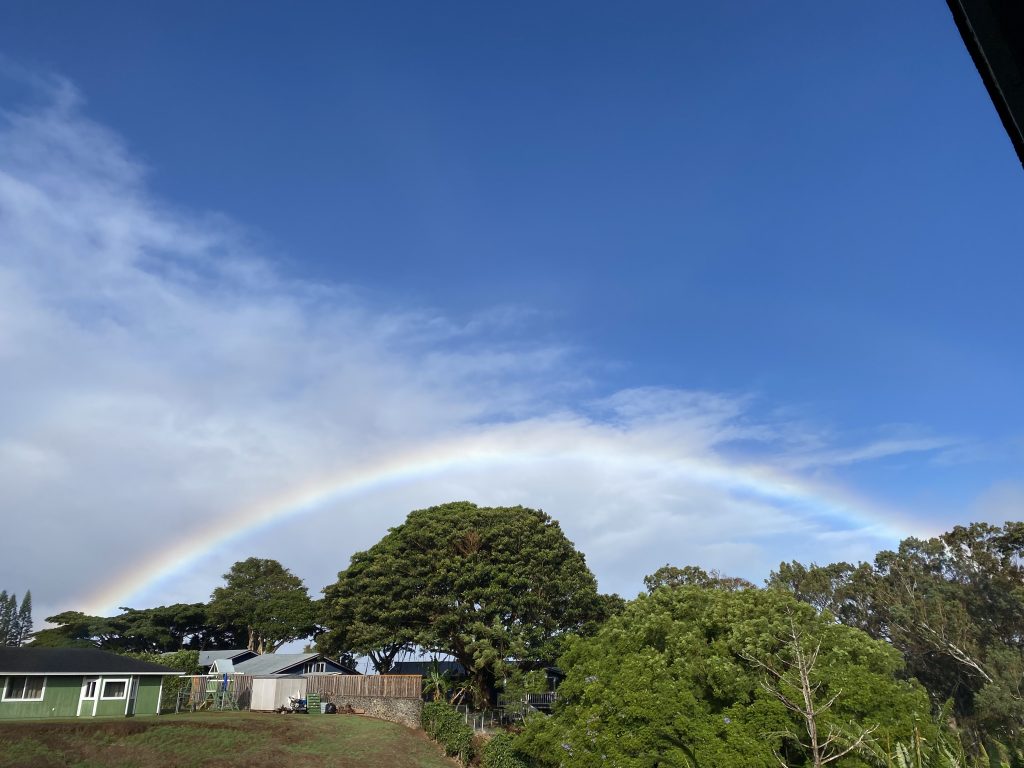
[{"left": 946, "top": 0, "right": 1024, "bottom": 170}]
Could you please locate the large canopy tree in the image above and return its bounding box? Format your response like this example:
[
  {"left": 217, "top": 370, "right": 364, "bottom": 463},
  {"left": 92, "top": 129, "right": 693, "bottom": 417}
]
[
  {"left": 514, "top": 587, "right": 933, "bottom": 768},
  {"left": 644, "top": 564, "right": 754, "bottom": 592},
  {"left": 32, "top": 603, "right": 245, "bottom": 651},
  {"left": 769, "top": 522, "right": 1024, "bottom": 754},
  {"left": 321, "top": 501, "right": 609, "bottom": 702},
  {"left": 208, "top": 558, "right": 317, "bottom": 653}
]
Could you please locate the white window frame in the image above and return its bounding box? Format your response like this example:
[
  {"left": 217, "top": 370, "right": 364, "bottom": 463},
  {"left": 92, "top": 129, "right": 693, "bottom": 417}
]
[
  {"left": 78, "top": 676, "right": 100, "bottom": 717},
  {"left": 303, "top": 661, "right": 326, "bottom": 674},
  {"left": 100, "top": 678, "right": 130, "bottom": 700},
  {"left": 2, "top": 675, "right": 46, "bottom": 701}
]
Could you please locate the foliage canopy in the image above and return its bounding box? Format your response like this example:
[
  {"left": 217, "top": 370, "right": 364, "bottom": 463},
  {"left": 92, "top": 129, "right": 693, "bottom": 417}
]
[
  {"left": 769, "top": 522, "right": 1024, "bottom": 756},
  {"left": 515, "top": 586, "right": 933, "bottom": 768},
  {"left": 322, "top": 501, "right": 609, "bottom": 701},
  {"left": 33, "top": 603, "right": 244, "bottom": 651},
  {"left": 208, "top": 557, "right": 317, "bottom": 653},
  {"left": 0, "top": 590, "right": 31, "bottom": 646}
]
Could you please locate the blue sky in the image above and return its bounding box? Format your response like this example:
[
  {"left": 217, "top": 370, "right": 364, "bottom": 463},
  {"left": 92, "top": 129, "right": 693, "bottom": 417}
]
[{"left": 1, "top": 2, "right": 1022, "bottom": 618}]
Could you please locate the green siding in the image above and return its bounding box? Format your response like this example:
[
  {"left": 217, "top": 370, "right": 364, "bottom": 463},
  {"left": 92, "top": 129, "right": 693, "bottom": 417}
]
[
  {"left": 135, "top": 676, "right": 163, "bottom": 715},
  {"left": 94, "top": 697, "right": 128, "bottom": 716},
  {"left": 0, "top": 675, "right": 81, "bottom": 719},
  {"left": 93, "top": 677, "right": 132, "bottom": 717}
]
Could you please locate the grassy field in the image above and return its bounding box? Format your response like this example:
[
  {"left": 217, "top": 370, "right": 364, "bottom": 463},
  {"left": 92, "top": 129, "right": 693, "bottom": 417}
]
[{"left": 0, "top": 712, "right": 456, "bottom": 768}]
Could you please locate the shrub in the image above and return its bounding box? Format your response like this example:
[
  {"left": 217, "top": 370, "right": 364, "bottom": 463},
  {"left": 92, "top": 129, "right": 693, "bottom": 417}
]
[
  {"left": 482, "top": 733, "right": 530, "bottom": 768},
  {"left": 422, "top": 701, "right": 475, "bottom": 765},
  {"left": 124, "top": 649, "right": 200, "bottom": 712}
]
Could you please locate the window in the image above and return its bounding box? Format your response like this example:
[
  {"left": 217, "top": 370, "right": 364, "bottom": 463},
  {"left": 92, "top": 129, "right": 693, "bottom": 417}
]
[
  {"left": 303, "top": 661, "right": 326, "bottom": 674},
  {"left": 101, "top": 679, "right": 128, "bottom": 699},
  {"left": 3, "top": 676, "right": 45, "bottom": 701},
  {"left": 83, "top": 679, "right": 97, "bottom": 698}
]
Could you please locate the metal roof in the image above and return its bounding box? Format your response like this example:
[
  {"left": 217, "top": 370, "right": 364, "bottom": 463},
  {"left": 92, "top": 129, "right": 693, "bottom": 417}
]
[
  {"left": 0, "top": 648, "right": 179, "bottom": 676},
  {"left": 232, "top": 653, "right": 321, "bottom": 676},
  {"left": 198, "top": 649, "right": 255, "bottom": 667}
]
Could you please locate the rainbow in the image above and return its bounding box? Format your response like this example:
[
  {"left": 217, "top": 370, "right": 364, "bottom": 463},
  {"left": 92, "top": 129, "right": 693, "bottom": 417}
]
[{"left": 80, "top": 424, "right": 923, "bottom": 615}]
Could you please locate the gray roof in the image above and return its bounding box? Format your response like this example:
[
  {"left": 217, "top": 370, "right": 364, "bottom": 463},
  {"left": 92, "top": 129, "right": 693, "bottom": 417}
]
[
  {"left": 0, "top": 648, "right": 179, "bottom": 676},
  {"left": 233, "top": 653, "right": 320, "bottom": 675},
  {"left": 198, "top": 649, "right": 254, "bottom": 667}
]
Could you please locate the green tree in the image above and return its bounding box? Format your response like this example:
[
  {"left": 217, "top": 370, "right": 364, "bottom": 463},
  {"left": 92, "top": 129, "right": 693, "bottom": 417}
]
[
  {"left": 645, "top": 564, "right": 755, "bottom": 592},
  {"left": 113, "top": 603, "right": 240, "bottom": 652},
  {"left": 422, "top": 661, "right": 453, "bottom": 702},
  {"left": 15, "top": 591, "right": 32, "bottom": 646},
  {"left": 208, "top": 557, "right": 316, "bottom": 653},
  {"left": 32, "top": 604, "right": 243, "bottom": 651},
  {"left": 0, "top": 591, "right": 15, "bottom": 645},
  {"left": 32, "top": 611, "right": 119, "bottom": 647},
  {"left": 322, "top": 501, "right": 609, "bottom": 704},
  {"left": 123, "top": 649, "right": 201, "bottom": 712},
  {"left": 515, "top": 587, "right": 932, "bottom": 768},
  {"left": 770, "top": 523, "right": 1024, "bottom": 755}
]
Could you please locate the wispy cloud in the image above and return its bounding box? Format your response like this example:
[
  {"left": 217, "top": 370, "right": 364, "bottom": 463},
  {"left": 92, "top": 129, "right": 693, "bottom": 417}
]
[
  {"left": 0, "top": 74, "right": 949, "bottom": 619},
  {"left": 780, "top": 435, "right": 956, "bottom": 471}
]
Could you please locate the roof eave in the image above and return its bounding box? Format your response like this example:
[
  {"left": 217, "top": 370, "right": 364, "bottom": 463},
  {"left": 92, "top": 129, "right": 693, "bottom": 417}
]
[{"left": 947, "top": 0, "right": 1024, "bottom": 168}]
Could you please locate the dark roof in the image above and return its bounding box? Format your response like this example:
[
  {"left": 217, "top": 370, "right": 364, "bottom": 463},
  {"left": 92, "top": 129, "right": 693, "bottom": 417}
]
[
  {"left": 198, "top": 649, "right": 257, "bottom": 667},
  {"left": 947, "top": 0, "right": 1024, "bottom": 167},
  {"left": 0, "top": 648, "right": 180, "bottom": 675}
]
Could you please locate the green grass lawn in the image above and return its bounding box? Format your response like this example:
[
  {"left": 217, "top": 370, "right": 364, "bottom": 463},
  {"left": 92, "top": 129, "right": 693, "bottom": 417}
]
[{"left": 0, "top": 712, "right": 457, "bottom": 768}]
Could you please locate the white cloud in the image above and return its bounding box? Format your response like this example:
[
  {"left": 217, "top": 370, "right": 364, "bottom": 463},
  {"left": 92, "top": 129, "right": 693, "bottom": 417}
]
[{"left": 0, "top": 76, "right": 945, "bottom": 621}]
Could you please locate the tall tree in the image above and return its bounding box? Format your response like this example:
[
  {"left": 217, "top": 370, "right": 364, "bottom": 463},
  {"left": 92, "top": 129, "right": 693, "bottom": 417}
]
[
  {"left": 0, "top": 591, "right": 13, "bottom": 645},
  {"left": 32, "top": 611, "right": 119, "bottom": 648},
  {"left": 33, "top": 605, "right": 243, "bottom": 651},
  {"left": 15, "top": 591, "right": 32, "bottom": 645},
  {"left": 769, "top": 522, "right": 1024, "bottom": 756},
  {"left": 0, "top": 591, "right": 31, "bottom": 646},
  {"left": 741, "top": 617, "right": 879, "bottom": 768},
  {"left": 208, "top": 558, "right": 317, "bottom": 653},
  {"left": 514, "top": 587, "right": 932, "bottom": 768},
  {"left": 114, "top": 603, "right": 239, "bottom": 652},
  {"left": 645, "top": 564, "right": 755, "bottom": 592},
  {"left": 322, "top": 502, "right": 610, "bottom": 703}
]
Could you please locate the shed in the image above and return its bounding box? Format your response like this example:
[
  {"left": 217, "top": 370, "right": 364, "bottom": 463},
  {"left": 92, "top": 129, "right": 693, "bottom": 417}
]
[
  {"left": 0, "top": 648, "right": 179, "bottom": 720},
  {"left": 250, "top": 675, "right": 307, "bottom": 711}
]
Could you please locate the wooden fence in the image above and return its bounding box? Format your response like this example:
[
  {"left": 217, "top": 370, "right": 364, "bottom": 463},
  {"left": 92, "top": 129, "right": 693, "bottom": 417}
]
[
  {"left": 179, "top": 674, "right": 254, "bottom": 709},
  {"left": 306, "top": 674, "right": 422, "bottom": 700}
]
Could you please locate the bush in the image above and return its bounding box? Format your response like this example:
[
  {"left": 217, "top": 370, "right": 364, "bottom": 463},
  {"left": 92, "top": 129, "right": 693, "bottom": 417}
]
[
  {"left": 422, "top": 701, "right": 475, "bottom": 765},
  {"left": 482, "top": 733, "right": 530, "bottom": 768},
  {"left": 123, "top": 649, "right": 200, "bottom": 712}
]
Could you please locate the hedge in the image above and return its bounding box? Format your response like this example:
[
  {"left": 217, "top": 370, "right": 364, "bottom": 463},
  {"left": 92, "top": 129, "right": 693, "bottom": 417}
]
[
  {"left": 422, "top": 701, "right": 475, "bottom": 765},
  {"left": 481, "top": 733, "right": 530, "bottom": 768}
]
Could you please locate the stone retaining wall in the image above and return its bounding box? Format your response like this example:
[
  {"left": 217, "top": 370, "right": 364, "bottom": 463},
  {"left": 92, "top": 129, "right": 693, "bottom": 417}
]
[{"left": 330, "top": 695, "right": 423, "bottom": 729}]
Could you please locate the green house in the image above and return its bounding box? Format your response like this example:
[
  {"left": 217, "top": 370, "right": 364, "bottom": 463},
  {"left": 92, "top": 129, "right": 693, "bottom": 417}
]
[{"left": 0, "top": 647, "right": 180, "bottom": 720}]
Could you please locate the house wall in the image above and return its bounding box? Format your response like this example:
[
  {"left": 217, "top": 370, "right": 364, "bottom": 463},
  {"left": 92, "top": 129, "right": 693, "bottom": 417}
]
[
  {"left": 135, "top": 676, "right": 162, "bottom": 715},
  {"left": 0, "top": 675, "right": 80, "bottom": 719},
  {"left": 276, "top": 660, "right": 351, "bottom": 675}
]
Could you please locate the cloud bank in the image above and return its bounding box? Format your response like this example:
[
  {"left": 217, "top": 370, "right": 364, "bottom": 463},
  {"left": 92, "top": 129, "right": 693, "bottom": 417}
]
[{"left": 0, "top": 76, "right": 943, "bottom": 621}]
